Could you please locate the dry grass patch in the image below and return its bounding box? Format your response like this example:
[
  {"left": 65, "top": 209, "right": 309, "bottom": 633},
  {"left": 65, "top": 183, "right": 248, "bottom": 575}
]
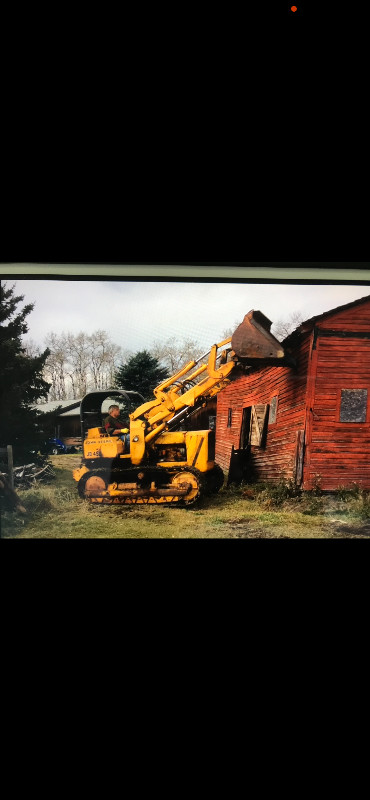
[{"left": 2, "top": 460, "right": 370, "bottom": 539}]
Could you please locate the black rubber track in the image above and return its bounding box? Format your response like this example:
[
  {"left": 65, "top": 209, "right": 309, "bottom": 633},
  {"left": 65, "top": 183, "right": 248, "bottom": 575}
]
[{"left": 204, "top": 464, "right": 224, "bottom": 495}]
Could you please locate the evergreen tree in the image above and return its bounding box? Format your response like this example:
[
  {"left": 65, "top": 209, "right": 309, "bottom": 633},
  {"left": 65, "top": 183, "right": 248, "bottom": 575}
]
[
  {"left": 114, "top": 350, "right": 169, "bottom": 401},
  {"left": 0, "top": 282, "right": 51, "bottom": 463}
]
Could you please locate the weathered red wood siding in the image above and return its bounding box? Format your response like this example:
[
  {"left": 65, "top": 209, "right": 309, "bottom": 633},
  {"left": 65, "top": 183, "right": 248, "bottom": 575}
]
[
  {"left": 216, "top": 297, "right": 370, "bottom": 490},
  {"left": 303, "top": 299, "right": 370, "bottom": 490},
  {"left": 216, "top": 334, "right": 311, "bottom": 481}
]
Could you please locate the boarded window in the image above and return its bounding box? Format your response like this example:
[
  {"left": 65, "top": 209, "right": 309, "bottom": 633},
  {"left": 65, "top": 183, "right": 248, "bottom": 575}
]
[
  {"left": 340, "top": 389, "right": 367, "bottom": 422},
  {"left": 250, "top": 405, "right": 269, "bottom": 447},
  {"left": 269, "top": 395, "right": 278, "bottom": 425},
  {"left": 228, "top": 409, "right": 232, "bottom": 428},
  {"left": 239, "top": 405, "right": 269, "bottom": 448},
  {"left": 340, "top": 389, "right": 368, "bottom": 423}
]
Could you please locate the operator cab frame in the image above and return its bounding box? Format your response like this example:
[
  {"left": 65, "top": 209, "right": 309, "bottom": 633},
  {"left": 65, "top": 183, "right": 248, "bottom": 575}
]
[{"left": 80, "top": 389, "right": 145, "bottom": 440}]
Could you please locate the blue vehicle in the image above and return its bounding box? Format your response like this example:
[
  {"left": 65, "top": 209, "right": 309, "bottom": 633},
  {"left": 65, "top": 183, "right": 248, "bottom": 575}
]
[{"left": 48, "top": 438, "right": 77, "bottom": 455}]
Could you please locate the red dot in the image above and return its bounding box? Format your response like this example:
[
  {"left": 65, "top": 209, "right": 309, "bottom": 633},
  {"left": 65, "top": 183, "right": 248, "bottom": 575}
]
[{"left": 291, "top": 5, "right": 297, "bottom": 10}]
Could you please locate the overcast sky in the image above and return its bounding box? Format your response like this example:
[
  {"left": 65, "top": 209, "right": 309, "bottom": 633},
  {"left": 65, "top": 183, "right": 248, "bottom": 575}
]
[{"left": 9, "top": 278, "right": 370, "bottom": 356}]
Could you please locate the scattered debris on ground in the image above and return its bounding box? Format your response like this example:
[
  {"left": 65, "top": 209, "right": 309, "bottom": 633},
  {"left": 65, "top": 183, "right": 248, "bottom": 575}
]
[{"left": 13, "top": 462, "right": 56, "bottom": 488}]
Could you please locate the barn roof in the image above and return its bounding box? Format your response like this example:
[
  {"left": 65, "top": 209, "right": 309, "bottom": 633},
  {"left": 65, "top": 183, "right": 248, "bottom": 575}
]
[{"left": 283, "top": 293, "right": 370, "bottom": 345}]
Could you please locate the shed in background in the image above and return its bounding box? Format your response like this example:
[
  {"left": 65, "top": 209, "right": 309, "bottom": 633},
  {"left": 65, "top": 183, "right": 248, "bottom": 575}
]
[{"left": 33, "top": 399, "right": 82, "bottom": 448}]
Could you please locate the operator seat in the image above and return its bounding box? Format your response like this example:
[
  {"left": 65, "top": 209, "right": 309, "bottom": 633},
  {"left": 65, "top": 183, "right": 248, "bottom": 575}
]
[{"left": 84, "top": 411, "right": 104, "bottom": 436}]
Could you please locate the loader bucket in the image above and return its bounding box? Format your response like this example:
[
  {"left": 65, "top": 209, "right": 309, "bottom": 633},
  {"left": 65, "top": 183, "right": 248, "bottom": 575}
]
[{"left": 232, "top": 310, "right": 285, "bottom": 362}]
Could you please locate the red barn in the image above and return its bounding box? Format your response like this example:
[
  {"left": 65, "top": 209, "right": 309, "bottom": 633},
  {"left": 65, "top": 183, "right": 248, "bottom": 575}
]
[{"left": 216, "top": 294, "right": 370, "bottom": 491}]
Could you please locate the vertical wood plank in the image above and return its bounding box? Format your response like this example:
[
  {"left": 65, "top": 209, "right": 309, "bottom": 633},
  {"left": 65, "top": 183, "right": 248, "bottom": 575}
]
[
  {"left": 294, "top": 430, "right": 305, "bottom": 486},
  {"left": 302, "top": 330, "right": 318, "bottom": 489}
]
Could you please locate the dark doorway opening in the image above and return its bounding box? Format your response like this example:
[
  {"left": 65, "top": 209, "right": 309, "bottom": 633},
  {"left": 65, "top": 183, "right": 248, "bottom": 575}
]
[{"left": 227, "top": 407, "right": 253, "bottom": 486}]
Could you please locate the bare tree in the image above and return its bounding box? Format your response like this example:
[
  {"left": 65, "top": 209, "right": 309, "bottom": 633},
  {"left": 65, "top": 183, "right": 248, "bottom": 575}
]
[
  {"left": 104, "top": 342, "right": 128, "bottom": 388},
  {"left": 152, "top": 337, "right": 201, "bottom": 374},
  {"left": 64, "top": 332, "right": 91, "bottom": 398},
  {"left": 271, "top": 311, "right": 305, "bottom": 341},
  {"left": 42, "top": 330, "right": 126, "bottom": 400},
  {"left": 44, "top": 332, "right": 68, "bottom": 401},
  {"left": 220, "top": 320, "right": 243, "bottom": 340},
  {"left": 89, "top": 332, "right": 126, "bottom": 390},
  {"left": 89, "top": 330, "right": 111, "bottom": 389},
  {"left": 23, "top": 338, "right": 42, "bottom": 358}
]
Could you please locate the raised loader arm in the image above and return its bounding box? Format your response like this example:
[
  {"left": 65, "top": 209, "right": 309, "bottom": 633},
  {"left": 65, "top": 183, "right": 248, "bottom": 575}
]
[{"left": 128, "top": 338, "right": 236, "bottom": 465}]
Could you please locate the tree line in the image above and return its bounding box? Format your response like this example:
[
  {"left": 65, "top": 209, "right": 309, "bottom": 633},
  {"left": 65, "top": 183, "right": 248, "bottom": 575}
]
[
  {"left": 25, "top": 326, "right": 203, "bottom": 403},
  {"left": 26, "top": 331, "right": 126, "bottom": 401},
  {"left": 29, "top": 310, "right": 304, "bottom": 406}
]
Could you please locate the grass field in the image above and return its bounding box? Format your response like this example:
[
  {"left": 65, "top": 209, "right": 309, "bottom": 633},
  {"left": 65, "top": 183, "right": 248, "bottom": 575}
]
[{"left": 2, "top": 455, "right": 370, "bottom": 539}]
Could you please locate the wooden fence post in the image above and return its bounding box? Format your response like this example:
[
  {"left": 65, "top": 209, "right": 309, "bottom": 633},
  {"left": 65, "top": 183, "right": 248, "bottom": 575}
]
[
  {"left": 0, "top": 445, "right": 14, "bottom": 488},
  {"left": 7, "top": 445, "right": 14, "bottom": 489}
]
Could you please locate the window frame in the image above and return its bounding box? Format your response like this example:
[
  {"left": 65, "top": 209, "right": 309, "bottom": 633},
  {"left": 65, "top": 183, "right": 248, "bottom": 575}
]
[
  {"left": 338, "top": 388, "right": 369, "bottom": 424},
  {"left": 240, "top": 404, "right": 269, "bottom": 448}
]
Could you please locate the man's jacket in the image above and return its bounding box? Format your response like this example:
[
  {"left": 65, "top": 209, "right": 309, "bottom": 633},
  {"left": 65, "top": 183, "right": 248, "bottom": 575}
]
[{"left": 104, "top": 414, "right": 127, "bottom": 436}]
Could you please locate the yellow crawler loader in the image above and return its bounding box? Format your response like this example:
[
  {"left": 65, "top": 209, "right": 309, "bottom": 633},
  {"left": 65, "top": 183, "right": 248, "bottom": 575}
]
[{"left": 73, "top": 311, "right": 285, "bottom": 506}]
